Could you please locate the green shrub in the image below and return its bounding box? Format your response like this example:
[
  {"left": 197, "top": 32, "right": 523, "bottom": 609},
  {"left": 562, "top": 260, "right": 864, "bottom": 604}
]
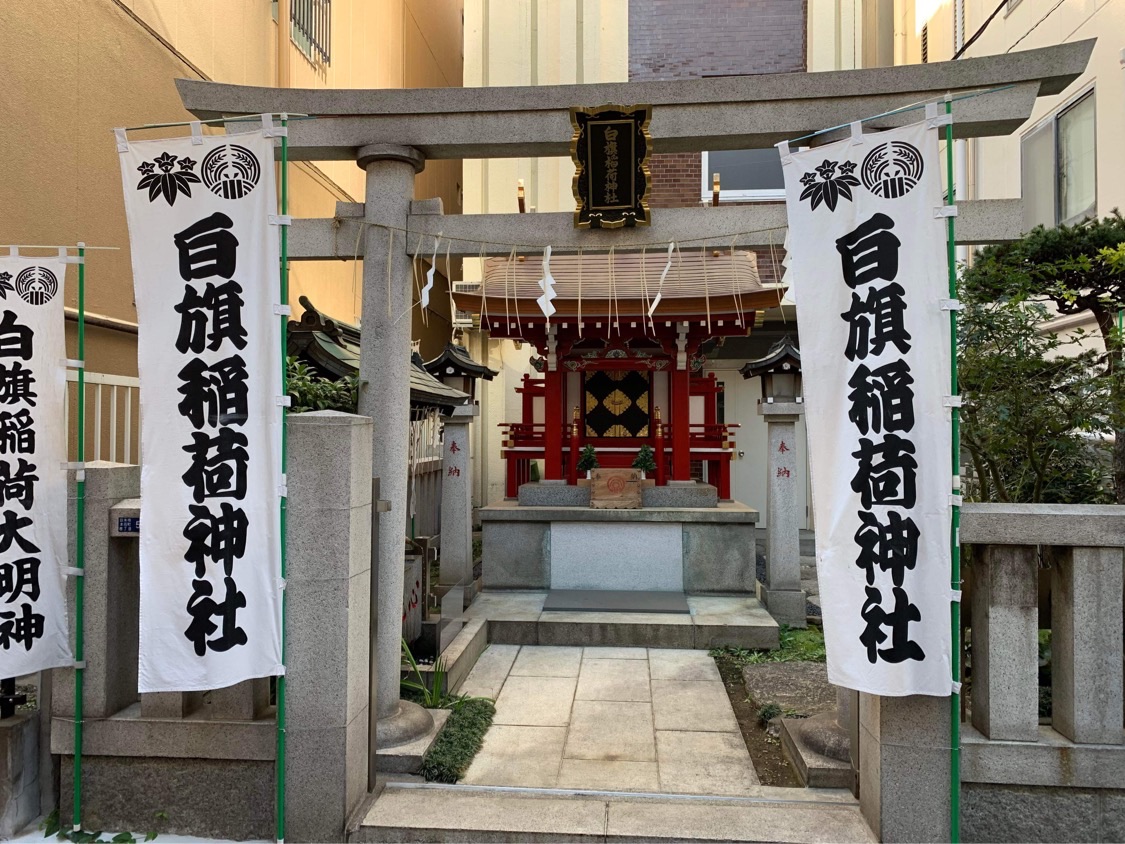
[
  {"left": 632, "top": 444, "right": 657, "bottom": 473},
  {"left": 420, "top": 697, "right": 496, "bottom": 783},
  {"left": 576, "top": 444, "right": 599, "bottom": 471},
  {"left": 286, "top": 357, "right": 358, "bottom": 413},
  {"left": 757, "top": 702, "right": 782, "bottom": 726}
]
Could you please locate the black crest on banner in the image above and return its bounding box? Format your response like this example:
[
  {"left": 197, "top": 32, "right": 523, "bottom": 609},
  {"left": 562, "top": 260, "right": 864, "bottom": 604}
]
[
  {"left": 137, "top": 152, "right": 201, "bottom": 206},
  {"left": 798, "top": 160, "right": 860, "bottom": 212},
  {"left": 570, "top": 105, "right": 652, "bottom": 229},
  {"left": 861, "top": 141, "right": 924, "bottom": 199},
  {"left": 15, "top": 268, "right": 57, "bottom": 306},
  {"left": 201, "top": 145, "right": 262, "bottom": 200}
]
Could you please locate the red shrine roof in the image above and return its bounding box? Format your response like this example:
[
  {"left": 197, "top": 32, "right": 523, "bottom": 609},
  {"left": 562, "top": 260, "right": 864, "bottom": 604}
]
[{"left": 452, "top": 249, "right": 786, "bottom": 339}]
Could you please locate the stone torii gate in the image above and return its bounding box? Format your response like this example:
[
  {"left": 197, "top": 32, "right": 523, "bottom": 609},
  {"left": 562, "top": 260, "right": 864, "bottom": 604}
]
[{"left": 176, "top": 39, "right": 1091, "bottom": 820}]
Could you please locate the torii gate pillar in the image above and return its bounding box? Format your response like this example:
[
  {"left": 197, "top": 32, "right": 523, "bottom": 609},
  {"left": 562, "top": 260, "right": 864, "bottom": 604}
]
[{"left": 355, "top": 144, "right": 433, "bottom": 749}]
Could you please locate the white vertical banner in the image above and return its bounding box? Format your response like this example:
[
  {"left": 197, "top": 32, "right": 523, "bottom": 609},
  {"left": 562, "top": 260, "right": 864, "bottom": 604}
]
[
  {"left": 782, "top": 120, "right": 953, "bottom": 696},
  {"left": 0, "top": 256, "right": 72, "bottom": 676},
  {"left": 119, "top": 130, "right": 282, "bottom": 692}
]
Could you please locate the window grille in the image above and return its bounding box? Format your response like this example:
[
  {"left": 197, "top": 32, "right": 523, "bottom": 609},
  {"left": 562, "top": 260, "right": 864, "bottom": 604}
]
[{"left": 291, "top": 0, "right": 331, "bottom": 65}]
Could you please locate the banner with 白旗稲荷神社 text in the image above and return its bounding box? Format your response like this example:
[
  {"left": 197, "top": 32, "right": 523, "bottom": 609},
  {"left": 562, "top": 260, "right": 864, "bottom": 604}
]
[
  {"left": 119, "top": 128, "right": 282, "bottom": 692},
  {"left": 781, "top": 120, "right": 953, "bottom": 697}
]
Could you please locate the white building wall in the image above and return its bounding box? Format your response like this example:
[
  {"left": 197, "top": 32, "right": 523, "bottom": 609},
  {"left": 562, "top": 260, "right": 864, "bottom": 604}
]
[{"left": 705, "top": 360, "right": 812, "bottom": 530}]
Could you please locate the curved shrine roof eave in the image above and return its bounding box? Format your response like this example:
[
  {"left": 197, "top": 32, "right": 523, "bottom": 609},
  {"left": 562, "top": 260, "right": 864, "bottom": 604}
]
[
  {"left": 424, "top": 343, "right": 499, "bottom": 381},
  {"left": 740, "top": 335, "right": 802, "bottom": 379}
]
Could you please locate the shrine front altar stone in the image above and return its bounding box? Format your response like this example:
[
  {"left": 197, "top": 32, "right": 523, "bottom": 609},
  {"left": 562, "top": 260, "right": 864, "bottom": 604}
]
[{"left": 479, "top": 491, "right": 759, "bottom": 595}]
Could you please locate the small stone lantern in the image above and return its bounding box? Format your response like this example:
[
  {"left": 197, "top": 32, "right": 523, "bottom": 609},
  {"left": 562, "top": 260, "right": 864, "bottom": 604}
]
[{"left": 742, "top": 336, "right": 802, "bottom": 404}]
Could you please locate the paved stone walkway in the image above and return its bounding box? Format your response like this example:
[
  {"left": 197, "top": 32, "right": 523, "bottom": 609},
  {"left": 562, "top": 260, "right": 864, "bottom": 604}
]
[{"left": 460, "top": 645, "right": 760, "bottom": 795}]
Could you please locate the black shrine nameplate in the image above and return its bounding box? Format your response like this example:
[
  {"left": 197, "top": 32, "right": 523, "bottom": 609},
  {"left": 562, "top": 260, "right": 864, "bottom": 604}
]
[{"left": 570, "top": 104, "right": 652, "bottom": 229}]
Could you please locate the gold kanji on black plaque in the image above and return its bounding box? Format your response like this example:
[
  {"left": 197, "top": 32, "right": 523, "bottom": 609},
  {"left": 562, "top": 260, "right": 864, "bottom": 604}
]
[{"left": 570, "top": 105, "right": 652, "bottom": 229}]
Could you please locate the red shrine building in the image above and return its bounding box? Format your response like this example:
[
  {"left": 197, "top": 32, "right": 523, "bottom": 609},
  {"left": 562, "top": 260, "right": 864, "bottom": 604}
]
[{"left": 453, "top": 250, "right": 786, "bottom": 499}]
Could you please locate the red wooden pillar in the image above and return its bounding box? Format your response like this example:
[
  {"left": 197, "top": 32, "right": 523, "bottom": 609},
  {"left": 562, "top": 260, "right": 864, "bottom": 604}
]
[
  {"left": 506, "top": 454, "right": 518, "bottom": 498},
  {"left": 544, "top": 366, "right": 563, "bottom": 479},
  {"left": 672, "top": 366, "right": 691, "bottom": 480}
]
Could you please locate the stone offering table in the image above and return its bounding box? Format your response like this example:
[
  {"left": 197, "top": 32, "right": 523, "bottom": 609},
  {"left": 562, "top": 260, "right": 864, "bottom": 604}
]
[{"left": 480, "top": 500, "right": 758, "bottom": 593}]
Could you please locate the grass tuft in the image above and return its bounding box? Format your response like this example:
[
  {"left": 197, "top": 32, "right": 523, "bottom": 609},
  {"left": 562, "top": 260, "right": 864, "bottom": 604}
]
[
  {"left": 710, "top": 624, "right": 828, "bottom": 666},
  {"left": 420, "top": 697, "right": 496, "bottom": 784}
]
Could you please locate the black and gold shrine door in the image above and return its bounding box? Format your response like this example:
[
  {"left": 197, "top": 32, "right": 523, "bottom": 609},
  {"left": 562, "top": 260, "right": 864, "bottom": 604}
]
[{"left": 584, "top": 370, "right": 651, "bottom": 438}]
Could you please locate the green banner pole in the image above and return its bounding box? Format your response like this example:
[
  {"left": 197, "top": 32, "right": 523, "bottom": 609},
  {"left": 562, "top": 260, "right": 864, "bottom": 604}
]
[
  {"left": 276, "top": 115, "right": 290, "bottom": 844},
  {"left": 73, "top": 243, "right": 87, "bottom": 833},
  {"left": 944, "top": 96, "right": 963, "bottom": 844}
]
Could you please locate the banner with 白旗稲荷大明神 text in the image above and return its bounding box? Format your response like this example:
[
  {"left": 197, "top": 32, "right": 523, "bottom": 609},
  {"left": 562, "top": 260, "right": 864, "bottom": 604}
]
[
  {"left": 0, "top": 255, "right": 72, "bottom": 676},
  {"left": 118, "top": 129, "right": 282, "bottom": 692},
  {"left": 781, "top": 120, "right": 953, "bottom": 697}
]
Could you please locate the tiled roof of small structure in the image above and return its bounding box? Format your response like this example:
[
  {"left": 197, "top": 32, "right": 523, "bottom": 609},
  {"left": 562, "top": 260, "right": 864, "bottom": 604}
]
[
  {"left": 739, "top": 336, "right": 801, "bottom": 379},
  {"left": 287, "top": 296, "right": 469, "bottom": 410},
  {"left": 424, "top": 343, "right": 498, "bottom": 381}
]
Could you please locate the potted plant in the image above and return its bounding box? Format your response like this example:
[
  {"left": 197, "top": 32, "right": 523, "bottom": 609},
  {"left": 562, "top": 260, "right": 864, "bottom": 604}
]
[
  {"left": 577, "top": 444, "right": 599, "bottom": 478},
  {"left": 632, "top": 444, "right": 657, "bottom": 480}
]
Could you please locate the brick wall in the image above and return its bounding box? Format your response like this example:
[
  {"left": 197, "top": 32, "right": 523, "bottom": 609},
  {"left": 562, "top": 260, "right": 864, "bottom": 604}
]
[
  {"left": 647, "top": 152, "right": 702, "bottom": 209},
  {"left": 631, "top": 0, "right": 807, "bottom": 212},
  {"left": 629, "top": 0, "right": 804, "bottom": 275},
  {"left": 628, "top": 0, "right": 807, "bottom": 83}
]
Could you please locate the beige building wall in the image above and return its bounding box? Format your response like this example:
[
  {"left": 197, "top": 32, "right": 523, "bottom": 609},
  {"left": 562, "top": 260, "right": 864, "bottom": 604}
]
[
  {"left": 807, "top": 0, "right": 862, "bottom": 71},
  {"left": 461, "top": 0, "right": 628, "bottom": 506},
  {"left": 0, "top": 0, "right": 463, "bottom": 377}
]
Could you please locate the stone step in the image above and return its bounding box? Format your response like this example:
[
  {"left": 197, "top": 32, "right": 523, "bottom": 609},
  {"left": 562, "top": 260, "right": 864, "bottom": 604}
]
[
  {"left": 354, "top": 782, "right": 876, "bottom": 843},
  {"left": 468, "top": 591, "right": 780, "bottom": 651}
]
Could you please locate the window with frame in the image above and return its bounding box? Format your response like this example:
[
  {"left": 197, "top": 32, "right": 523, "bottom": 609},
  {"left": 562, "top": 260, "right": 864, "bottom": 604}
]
[
  {"left": 1020, "top": 90, "right": 1096, "bottom": 229},
  {"left": 274, "top": 0, "right": 332, "bottom": 65},
  {"left": 701, "top": 149, "right": 786, "bottom": 203}
]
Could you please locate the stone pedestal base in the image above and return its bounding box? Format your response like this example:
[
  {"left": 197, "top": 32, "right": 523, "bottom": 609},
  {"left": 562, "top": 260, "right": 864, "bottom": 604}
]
[
  {"left": 761, "top": 587, "right": 807, "bottom": 628},
  {"left": 0, "top": 712, "right": 39, "bottom": 838},
  {"left": 780, "top": 712, "right": 852, "bottom": 789},
  {"left": 375, "top": 700, "right": 434, "bottom": 750},
  {"left": 375, "top": 709, "right": 451, "bottom": 774}
]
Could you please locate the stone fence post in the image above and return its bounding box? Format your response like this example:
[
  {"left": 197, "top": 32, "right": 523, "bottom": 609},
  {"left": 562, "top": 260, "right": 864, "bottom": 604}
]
[
  {"left": 286, "top": 412, "right": 373, "bottom": 843},
  {"left": 439, "top": 404, "right": 477, "bottom": 597},
  {"left": 758, "top": 402, "right": 806, "bottom": 627}
]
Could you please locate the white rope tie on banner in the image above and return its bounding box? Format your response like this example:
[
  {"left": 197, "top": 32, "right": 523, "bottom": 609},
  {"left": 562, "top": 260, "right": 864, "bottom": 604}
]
[
  {"left": 269, "top": 215, "right": 293, "bottom": 227},
  {"left": 940, "top": 299, "right": 964, "bottom": 311},
  {"left": 189, "top": 121, "right": 204, "bottom": 145},
  {"left": 950, "top": 589, "right": 963, "bottom": 603},
  {"left": 648, "top": 242, "right": 674, "bottom": 319},
  {"left": 261, "top": 113, "right": 289, "bottom": 138},
  {"left": 273, "top": 304, "right": 292, "bottom": 317},
  {"left": 536, "top": 245, "right": 557, "bottom": 323},
  {"left": 114, "top": 128, "right": 129, "bottom": 153},
  {"left": 62, "top": 567, "right": 85, "bottom": 578},
  {"left": 63, "top": 359, "right": 85, "bottom": 370},
  {"left": 943, "top": 396, "right": 963, "bottom": 408},
  {"left": 421, "top": 233, "right": 441, "bottom": 319},
  {"left": 949, "top": 494, "right": 964, "bottom": 506},
  {"left": 849, "top": 121, "right": 864, "bottom": 143},
  {"left": 275, "top": 396, "right": 292, "bottom": 407},
  {"left": 934, "top": 206, "right": 958, "bottom": 219}
]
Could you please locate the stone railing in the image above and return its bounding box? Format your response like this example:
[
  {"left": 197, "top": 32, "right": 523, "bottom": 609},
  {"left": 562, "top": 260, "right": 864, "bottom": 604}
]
[
  {"left": 50, "top": 412, "right": 375, "bottom": 843},
  {"left": 958, "top": 503, "right": 1124, "bottom": 842}
]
